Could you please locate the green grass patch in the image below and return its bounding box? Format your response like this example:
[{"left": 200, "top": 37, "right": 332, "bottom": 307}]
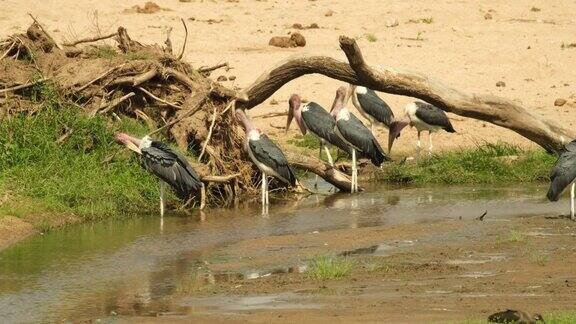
[
  {"left": 377, "top": 142, "right": 554, "bottom": 184},
  {"left": 0, "top": 87, "right": 161, "bottom": 230},
  {"left": 307, "top": 255, "right": 356, "bottom": 280},
  {"left": 364, "top": 33, "right": 378, "bottom": 42},
  {"left": 287, "top": 133, "right": 321, "bottom": 150}
]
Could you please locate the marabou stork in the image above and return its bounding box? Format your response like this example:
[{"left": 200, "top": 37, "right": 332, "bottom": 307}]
[
  {"left": 330, "top": 86, "right": 389, "bottom": 193},
  {"left": 286, "top": 94, "right": 352, "bottom": 186},
  {"left": 347, "top": 85, "right": 395, "bottom": 134},
  {"left": 235, "top": 109, "right": 297, "bottom": 206},
  {"left": 547, "top": 139, "right": 576, "bottom": 220},
  {"left": 115, "top": 133, "right": 205, "bottom": 218},
  {"left": 388, "top": 101, "right": 455, "bottom": 155}
]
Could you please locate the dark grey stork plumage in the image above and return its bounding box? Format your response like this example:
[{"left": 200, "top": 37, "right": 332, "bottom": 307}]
[
  {"left": 236, "top": 109, "right": 297, "bottom": 207},
  {"left": 330, "top": 86, "right": 389, "bottom": 193},
  {"left": 287, "top": 94, "right": 352, "bottom": 167},
  {"left": 348, "top": 85, "right": 395, "bottom": 131},
  {"left": 115, "top": 133, "right": 205, "bottom": 218},
  {"left": 388, "top": 101, "right": 456, "bottom": 155},
  {"left": 547, "top": 139, "right": 576, "bottom": 219}
]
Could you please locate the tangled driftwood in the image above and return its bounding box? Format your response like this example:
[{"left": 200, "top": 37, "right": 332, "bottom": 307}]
[{"left": 1, "top": 20, "right": 572, "bottom": 208}]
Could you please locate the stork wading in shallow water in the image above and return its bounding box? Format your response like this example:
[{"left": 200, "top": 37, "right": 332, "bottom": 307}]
[
  {"left": 115, "top": 133, "right": 205, "bottom": 219},
  {"left": 236, "top": 109, "right": 298, "bottom": 208},
  {"left": 347, "top": 85, "right": 395, "bottom": 135},
  {"left": 286, "top": 94, "right": 352, "bottom": 187},
  {"left": 547, "top": 139, "right": 576, "bottom": 220},
  {"left": 388, "top": 101, "right": 456, "bottom": 156},
  {"left": 330, "top": 86, "right": 389, "bottom": 193}
]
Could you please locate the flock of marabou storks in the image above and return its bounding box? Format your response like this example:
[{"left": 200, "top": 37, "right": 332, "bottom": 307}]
[{"left": 115, "top": 84, "right": 576, "bottom": 220}]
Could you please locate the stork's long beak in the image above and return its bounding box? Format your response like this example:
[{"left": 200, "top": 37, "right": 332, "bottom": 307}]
[
  {"left": 115, "top": 132, "right": 142, "bottom": 154},
  {"left": 345, "top": 84, "right": 356, "bottom": 105},
  {"left": 388, "top": 120, "right": 409, "bottom": 153},
  {"left": 286, "top": 103, "right": 294, "bottom": 134}
]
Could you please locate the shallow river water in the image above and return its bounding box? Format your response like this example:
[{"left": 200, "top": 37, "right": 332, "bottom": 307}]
[{"left": 0, "top": 182, "right": 567, "bottom": 322}]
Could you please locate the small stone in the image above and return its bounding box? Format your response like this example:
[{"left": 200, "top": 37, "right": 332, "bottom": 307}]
[
  {"left": 309, "top": 23, "right": 319, "bottom": 29},
  {"left": 325, "top": 10, "right": 335, "bottom": 17},
  {"left": 228, "top": 75, "right": 236, "bottom": 81},
  {"left": 386, "top": 18, "right": 399, "bottom": 27},
  {"left": 555, "top": 98, "right": 567, "bottom": 106},
  {"left": 484, "top": 12, "right": 493, "bottom": 20},
  {"left": 290, "top": 32, "right": 306, "bottom": 47},
  {"left": 292, "top": 23, "right": 303, "bottom": 30},
  {"left": 496, "top": 81, "right": 506, "bottom": 87},
  {"left": 531, "top": 6, "right": 541, "bottom": 12},
  {"left": 269, "top": 36, "right": 293, "bottom": 48},
  {"left": 270, "top": 99, "right": 279, "bottom": 105},
  {"left": 217, "top": 75, "right": 227, "bottom": 82},
  {"left": 179, "top": 0, "right": 191, "bottom": 2}
]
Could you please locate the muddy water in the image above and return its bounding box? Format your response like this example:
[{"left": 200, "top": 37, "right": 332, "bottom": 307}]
[{"left": 0, "top": 183, "right": 566, "bottom": 322}]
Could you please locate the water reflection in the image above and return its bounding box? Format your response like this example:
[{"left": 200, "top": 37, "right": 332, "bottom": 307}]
[{"left": 0, "top": 183, "right": 565, "bottom": 322}]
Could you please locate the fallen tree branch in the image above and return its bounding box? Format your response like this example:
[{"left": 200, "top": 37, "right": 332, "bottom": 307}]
[
  {"left": 62, "top": 32, "right": 118, "bottom": 47},
  {"left": 98, "top": 92, "right": 135, "bottom": 115},
  {"left": 147, "top": 93, "right": 207, "bottom": 136},
  {"left": 137, "top": 86, "right": 181, "bottom": 109},
  {"left": 0, "top": 40, "right": 16, "bottom": 61},
  {"left": 0, "top": 77, "right": 52, "bottom": 94},
  {"left": 285, "top": 150, "right": 356, "bottom": 192},
  {"left": 237, "top": 36, "right": 574, "bottom": 153},
  {"left": 254, "top": 111, "right": 287, "bottom": 119},
  {"left": 201, "top": 173, "right": 240, "bottom": 183},
  {"left": 177, "top": 18, "right": 187, "bottom": 60},
  {"left": 75, "top": 65, "right": 124, "bottom": 92},
  {"left": 198, "top": 62, "right": 229, "bottom": 73},
  {"left": 198, "top": 104, "right": 218, "bottom": 162}
]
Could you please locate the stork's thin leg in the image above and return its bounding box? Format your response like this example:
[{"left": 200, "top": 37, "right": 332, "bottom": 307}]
[
  {"left": 352, "top": 149, "right": 357, "bottom": 193},
  {"left": 315, "top": 143, "right": 323, "bottom": 188},
  {"left": 159, "top": 182, "right": 165, "bottom": 217},
  {"left": 428, "top": 131, "right": 433, "bottom": 156},
  {"left": 571, "top": 182, "right": 575, "bottom": 220},
  {"left": 159, "top": 182, "right": 165, "bottom": 231},
  {"left": 370, "top": 122, "right": 374, "bottom": 135},
  {"left": 200, "top": 184, "right": 206, "bottom": 210},
  {"left": 324, "top": 145, "right": 334, "bottom": 166},
  {"left": 416, "top": 131, "right": 422, "bottom": 159},
  {"left": 261, "top": 173, "right": 265, "bottom": 206},
  {"left": 264, "top": 175, "right": 269, "bottom": 205}
]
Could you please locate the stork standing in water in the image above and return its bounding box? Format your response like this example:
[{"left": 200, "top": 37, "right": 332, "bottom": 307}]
[
  {"left": 236, "top": 109, "right": 297, "bottom": 208},
  {"left": 115, "top": 133, "right": 205, "bottom": 220},
  {"left": 388, "top": 101, "right": 455, "bottom": 155},
  {"left": 547, "top": 139, "right": 576, "bottom": 220},
  {"left": 347, "top": 85, "right": 395, "bottom": 135},
  {"left": 330, "top": 86, "right": 389, "bottom": 193},
  {"left": 286, "top": 94, "right": 352, "bottom": 187}
]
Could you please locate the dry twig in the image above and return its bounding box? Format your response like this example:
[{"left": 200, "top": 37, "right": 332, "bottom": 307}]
[{"left": 62, "top": 32, "right": 118, "bottom": 47}]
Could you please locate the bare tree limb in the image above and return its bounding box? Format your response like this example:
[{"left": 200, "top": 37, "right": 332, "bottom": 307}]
[
  {"left": 236, "top": 36, "right": 574, "bottom": 153},
  {"left": 198, "top": 62, "right": 229, "bottom": 73},
  {"left": 62, "top": 32, "right": 118, "bottom": 47},
  {"left": 137, "top": 86, "right": 181, "bottom": 109},
  {"left": 0, "top": 77, "right": 52, "bottom": 94},
  {"left": 284, "top": 150, "right": 357, "bottom": 192},
  {"left": 177, "top": 18, "right": 188, "bottom": 60}
]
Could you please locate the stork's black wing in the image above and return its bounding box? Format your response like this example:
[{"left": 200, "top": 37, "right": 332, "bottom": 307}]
[
  {"left": 357, "top": 89, "right": 395, "bottom": 127},
  {"left": 302, "top": 102, "right": 352, "bottom": 155},
  {"left": 336, "top": 113, "right": 389, "bottom": 166},
  {"left": 414, "top": 102, "right": 455, "bottom": 132},
  {"left": 141, "top": 141, "right": 203, "bottom": 198},
  {"left": 547, "top": 140, "right": 576, "bottom": 201},
  {"left": 249, "top": 135, "right": 297, "bottom": 186}
]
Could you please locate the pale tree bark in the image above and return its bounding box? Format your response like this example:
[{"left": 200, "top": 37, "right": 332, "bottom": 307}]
[{"left": 237, "top": 36, "right": 573, "bottom": 153}]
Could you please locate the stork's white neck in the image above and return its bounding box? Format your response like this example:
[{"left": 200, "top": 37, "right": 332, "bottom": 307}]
[
  {"left": 301, "top": 103, "right": 310, "bottom": 112},
  {"left": 405, "top": 102, "right": 418, "bottom": 116},
  {"left": 336, "top": 107, "right": 351, "bottom": 121},
  {"left": 139, "top": 135, "right": 152, "bottom": 149},
  {"left": 355, "top": 86, "right": 368, "bottom": 94},
  {"left": 248, "top": 129, "right": 261, "bottom": 141}
]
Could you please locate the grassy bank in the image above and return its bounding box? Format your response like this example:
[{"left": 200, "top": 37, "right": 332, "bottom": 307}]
[
  {"left": 0, "top": 84, "right": 160, "bottom": 232},
  {"left": 288, "top": 134, "right": 555, "bottom": 184}
]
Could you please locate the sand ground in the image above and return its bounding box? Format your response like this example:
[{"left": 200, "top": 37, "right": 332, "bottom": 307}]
[{"left": 1, "top": 0, "right": 575, "bottom": 154}]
